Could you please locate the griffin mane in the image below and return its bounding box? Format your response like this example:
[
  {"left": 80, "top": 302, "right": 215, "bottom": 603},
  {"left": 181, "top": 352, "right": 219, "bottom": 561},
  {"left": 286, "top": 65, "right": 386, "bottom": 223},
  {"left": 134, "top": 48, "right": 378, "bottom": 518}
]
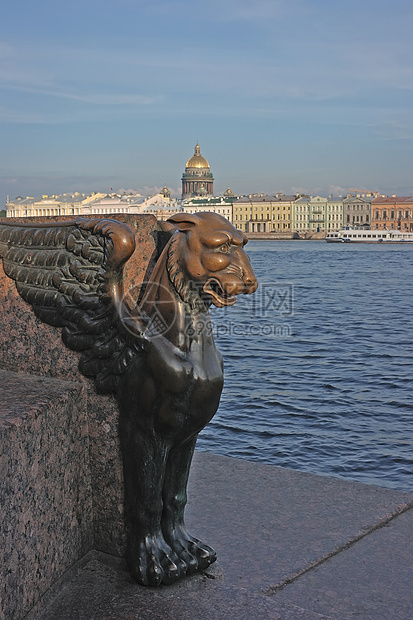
[{"left": 166, "top": 234, "right": 209, "bottom": 313}]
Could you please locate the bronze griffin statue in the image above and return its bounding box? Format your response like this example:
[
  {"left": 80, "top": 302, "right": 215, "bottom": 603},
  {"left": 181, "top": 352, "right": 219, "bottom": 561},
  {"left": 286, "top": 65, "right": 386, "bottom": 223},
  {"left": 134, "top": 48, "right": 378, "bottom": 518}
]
[{"left": 0, "top": 212, "right": 257, "bottom": 586}]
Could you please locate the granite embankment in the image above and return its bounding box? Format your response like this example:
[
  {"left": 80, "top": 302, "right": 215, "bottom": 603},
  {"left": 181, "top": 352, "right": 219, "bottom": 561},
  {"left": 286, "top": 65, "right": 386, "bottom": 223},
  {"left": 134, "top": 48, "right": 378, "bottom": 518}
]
[{"left": 246, "top": 232, "right": 325, "bottom": 240}]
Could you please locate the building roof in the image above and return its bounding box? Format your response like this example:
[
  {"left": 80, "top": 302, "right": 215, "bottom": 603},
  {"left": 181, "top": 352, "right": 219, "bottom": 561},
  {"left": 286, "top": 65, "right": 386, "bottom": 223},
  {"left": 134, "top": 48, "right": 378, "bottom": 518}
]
[
  {"left": 182, "top": 196, "right": 233, "bottom": 206},
  {"left": 236, "top": 194, "right": 298, "bottom": 204},
  {"left": 372, "top": 196, "right": 413, "bottom": 204}
]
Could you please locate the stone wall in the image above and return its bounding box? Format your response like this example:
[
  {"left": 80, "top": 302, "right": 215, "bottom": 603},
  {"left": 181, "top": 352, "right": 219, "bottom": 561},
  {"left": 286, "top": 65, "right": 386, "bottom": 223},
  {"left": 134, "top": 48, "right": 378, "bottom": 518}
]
[
  {"left": 0, "top": 215, "right": 160, "bottom": 619},
  {"left": 0, "top": 372, "right": 92, "bottom": 620}
]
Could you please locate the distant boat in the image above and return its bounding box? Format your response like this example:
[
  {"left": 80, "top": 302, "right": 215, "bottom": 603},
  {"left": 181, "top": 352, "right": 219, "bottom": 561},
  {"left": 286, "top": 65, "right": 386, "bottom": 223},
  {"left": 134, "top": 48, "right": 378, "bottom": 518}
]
[{"left": 325, "top": 229, "right": 413, "bottom": 243}]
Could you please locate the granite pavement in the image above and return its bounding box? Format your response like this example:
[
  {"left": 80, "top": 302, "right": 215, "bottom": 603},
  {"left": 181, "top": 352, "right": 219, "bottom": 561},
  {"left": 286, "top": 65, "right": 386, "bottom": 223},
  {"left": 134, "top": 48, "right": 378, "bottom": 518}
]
[{"left": 28, "top": 452, "right": 413, "bottom": 620}]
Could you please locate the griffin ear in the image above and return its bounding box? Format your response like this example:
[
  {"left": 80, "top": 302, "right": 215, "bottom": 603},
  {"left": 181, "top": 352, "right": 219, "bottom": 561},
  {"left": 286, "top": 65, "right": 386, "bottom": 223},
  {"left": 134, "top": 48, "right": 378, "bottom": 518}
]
[{"left": 167, "top": 213, "right": 201, "bottom": 232}]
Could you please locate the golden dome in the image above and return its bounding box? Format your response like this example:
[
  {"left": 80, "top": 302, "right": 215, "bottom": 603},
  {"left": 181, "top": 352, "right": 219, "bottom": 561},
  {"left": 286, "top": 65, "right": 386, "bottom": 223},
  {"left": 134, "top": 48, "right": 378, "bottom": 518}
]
[{"left": 185, "top": 142, "right": 210, "bottom": 169}]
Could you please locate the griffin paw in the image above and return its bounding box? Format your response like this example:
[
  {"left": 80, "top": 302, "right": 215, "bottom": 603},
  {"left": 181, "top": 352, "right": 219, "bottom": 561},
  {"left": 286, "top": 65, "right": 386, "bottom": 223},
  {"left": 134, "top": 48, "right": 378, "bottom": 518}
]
[
  {"left": 128, "top": 534, "right": 187, "bottom": 587},
  {"left": 164, "top": 526, "right": 217, "bottom": 573}
]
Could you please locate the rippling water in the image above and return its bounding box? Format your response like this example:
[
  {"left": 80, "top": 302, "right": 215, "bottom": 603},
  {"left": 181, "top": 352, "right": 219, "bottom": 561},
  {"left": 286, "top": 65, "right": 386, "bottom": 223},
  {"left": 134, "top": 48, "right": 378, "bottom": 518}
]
[{"left": 197, "top": 240, "right": 413, "bottom": 492}]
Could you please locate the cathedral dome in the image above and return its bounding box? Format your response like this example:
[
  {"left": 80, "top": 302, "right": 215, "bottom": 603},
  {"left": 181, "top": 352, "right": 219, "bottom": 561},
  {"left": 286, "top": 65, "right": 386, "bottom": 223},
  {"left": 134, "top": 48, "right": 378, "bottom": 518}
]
[
  {"left": 181, "top": 142, "right": 214, "bottom": 199},
  {"left": 185, "top": 142, "right": 210, "bottom": 169}
]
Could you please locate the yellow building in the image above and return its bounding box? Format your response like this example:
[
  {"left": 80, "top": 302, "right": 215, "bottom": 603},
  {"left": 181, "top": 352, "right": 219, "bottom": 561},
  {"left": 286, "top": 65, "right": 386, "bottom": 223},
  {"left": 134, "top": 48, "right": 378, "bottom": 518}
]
[{"left": 232, "top": 194, "right": 297, "bottom": 233}]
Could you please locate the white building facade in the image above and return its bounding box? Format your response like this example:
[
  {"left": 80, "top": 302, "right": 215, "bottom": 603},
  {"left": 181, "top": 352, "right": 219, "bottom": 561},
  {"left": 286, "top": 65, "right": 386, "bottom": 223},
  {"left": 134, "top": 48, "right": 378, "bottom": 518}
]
[{"left": 181, "top": 197, "right": 233, "bottom": 223}]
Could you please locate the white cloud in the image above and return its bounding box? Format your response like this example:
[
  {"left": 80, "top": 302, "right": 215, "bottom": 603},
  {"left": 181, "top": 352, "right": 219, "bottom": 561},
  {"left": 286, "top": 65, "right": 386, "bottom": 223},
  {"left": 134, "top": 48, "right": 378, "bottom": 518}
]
[
  {"left": 1, "top": 24, "right": 412, "bottom": 125},
  {"left": 208, "top": 0, "right": 285, "bottom": 21},
  {"left": 1, "top": 83, "right": 159, "bottom": 106},
  {"left": 149, "top": 0, "right": 286, "bottom": 21},
  {"left": 368, "top": 118, "right": 413, "bottom": 141}
]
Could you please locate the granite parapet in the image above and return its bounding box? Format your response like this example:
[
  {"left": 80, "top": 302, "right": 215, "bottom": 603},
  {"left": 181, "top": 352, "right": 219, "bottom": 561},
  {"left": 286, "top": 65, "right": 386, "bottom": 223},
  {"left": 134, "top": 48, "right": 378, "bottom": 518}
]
[
  {"left": 0, "top": 215, "right": 159, "bottom": 617},
  {"left": 0, "top": 370, "right": 93, "bottom": 620}
]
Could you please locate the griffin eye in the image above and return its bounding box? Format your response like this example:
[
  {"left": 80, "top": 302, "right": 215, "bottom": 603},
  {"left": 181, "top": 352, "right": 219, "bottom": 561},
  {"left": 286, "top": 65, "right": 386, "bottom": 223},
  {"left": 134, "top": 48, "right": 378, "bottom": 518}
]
[{"left": 219, "top": 243, "right": 230, "bottom": 253}]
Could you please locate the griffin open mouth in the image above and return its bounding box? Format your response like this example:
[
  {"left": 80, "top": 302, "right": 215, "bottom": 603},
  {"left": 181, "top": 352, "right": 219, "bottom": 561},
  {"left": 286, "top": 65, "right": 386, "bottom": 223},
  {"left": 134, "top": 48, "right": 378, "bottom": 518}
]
[{"left": 203, "top": 278, "right": 237, "bottom": 307}]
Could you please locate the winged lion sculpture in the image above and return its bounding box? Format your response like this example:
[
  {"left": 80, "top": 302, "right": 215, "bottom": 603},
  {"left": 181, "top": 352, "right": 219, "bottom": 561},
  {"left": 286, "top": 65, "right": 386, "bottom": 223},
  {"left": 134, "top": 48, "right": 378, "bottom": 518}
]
[{"left": 0, "top": 212, "right": 258, "bottom": 586}]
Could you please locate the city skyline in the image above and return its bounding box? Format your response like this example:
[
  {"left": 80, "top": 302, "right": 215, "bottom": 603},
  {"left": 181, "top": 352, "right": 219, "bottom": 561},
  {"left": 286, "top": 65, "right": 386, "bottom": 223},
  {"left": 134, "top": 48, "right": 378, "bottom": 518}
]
[{"left": 2, "top": 0, "right": 413, "bottom": 204}]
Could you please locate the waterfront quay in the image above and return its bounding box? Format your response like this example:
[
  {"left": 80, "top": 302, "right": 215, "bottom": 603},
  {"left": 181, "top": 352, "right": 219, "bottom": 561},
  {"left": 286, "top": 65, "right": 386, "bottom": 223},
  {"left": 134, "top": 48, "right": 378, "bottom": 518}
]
[
  {"left": 30, "top": 452, "right": 413, "bottom": 620},
  {"left": 246, "top": 231, "right": 326, "bottom": 240}
]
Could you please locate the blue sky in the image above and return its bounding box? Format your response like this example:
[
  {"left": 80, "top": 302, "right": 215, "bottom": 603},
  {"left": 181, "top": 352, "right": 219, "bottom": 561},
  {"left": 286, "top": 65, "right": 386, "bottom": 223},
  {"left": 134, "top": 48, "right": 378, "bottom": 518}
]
[{"left": 1, "top": 0, "right": 413, "bottom": 203}]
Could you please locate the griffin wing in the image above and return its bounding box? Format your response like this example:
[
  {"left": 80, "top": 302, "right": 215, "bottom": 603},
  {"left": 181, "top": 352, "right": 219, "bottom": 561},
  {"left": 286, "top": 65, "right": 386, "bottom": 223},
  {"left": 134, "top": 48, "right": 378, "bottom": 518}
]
[{"left": 0, "top": 217, "right": 144, "bottom": 393}]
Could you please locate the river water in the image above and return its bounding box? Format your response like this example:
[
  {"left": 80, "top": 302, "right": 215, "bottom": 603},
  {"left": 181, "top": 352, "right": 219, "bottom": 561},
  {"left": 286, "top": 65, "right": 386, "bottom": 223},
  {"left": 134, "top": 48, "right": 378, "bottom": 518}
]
[{"left": 197, "top": 240, "right": 413, "bottom": 493}]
